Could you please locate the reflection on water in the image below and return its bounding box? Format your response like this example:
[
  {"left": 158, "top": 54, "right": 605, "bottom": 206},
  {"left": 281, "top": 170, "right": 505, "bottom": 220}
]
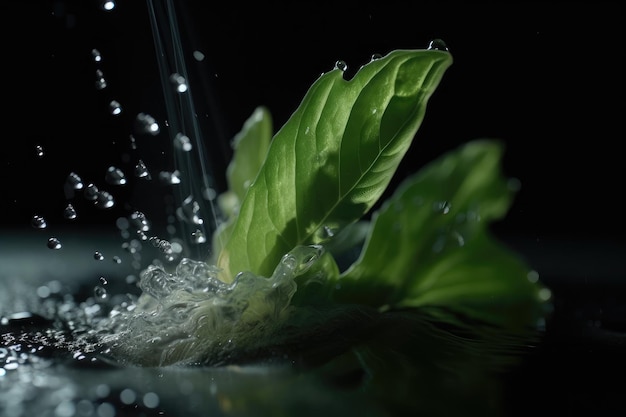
[{"left": 0, "top": 250, "right": 542, "bottom": 417}]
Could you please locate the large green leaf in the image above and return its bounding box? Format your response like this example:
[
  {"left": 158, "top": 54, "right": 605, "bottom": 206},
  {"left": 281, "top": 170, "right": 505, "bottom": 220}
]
[
  {"left": 335, "top": 140, "right": 549, "bottom": 329},
  {"left": 217, "top": 49, "right": 453, "bottom": 281}
]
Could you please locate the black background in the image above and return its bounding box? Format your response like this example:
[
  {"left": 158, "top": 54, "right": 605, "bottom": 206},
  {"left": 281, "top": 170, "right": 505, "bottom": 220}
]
[{"left": 1, "top": 1, "right": 624, "bottom": 415}]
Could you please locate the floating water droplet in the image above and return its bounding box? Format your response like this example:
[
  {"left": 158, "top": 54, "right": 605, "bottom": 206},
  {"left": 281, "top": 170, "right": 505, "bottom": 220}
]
[
  {"left": 47, "top": 237, "right": 62, "bottom": 250},
  {"left": 91, "top": 48, "right": 102, "bottom": 62},
  {"left": 427, "top": 38, "right": 448, "bottom": 51},
  {"left": 31, "top": 215, "right": 47, "bottom": 229},
  {"left": 334, "top": 60, "right": 348, "bottom": 71},
  {"left": 99, "top": 276, "right": 108, "bottom": 285},
  {"left": 94, "top": 285, "right": 108, "bottom": 301},
  {"left": 135, "top": 113, "right": 160, "bottom": 136},
  {"left": 177, "top": 195, "right": 204, "bottom": 225},
  {"left": 159, "top": 170, "right": 181, "bottom": 185},
  {"left": 35, "top": 145, "right": 44, "bottom": 158},
  {"left": 66, "top": 172, "right": 84, "bottom": 190},
  {"left": 169, "top": 73, "right": 188, "bottom": 93},
  {"left": 129, "top": 211, "right": 151, "bottom": 232},
  {"left": 95, "top": 69, "right": 107, "bottom": 90},
  {"left": 94, "top": 251, "right": 105, "bottom": 261},
  {"left": 192, "top": 50, "right": 205, "bottom": 61},
  {"left": 105, "top": 165, "right": 127, "bottom": 185},
  {"left": 108, "top": 100, "right": 122, "bottom": 115},
  {"left": 134, "top": 159, "right": 151, "bottom": 179},
  {"left": 99, "top": 0, "right": 116, "bottom": 11},
  {"left": 84, "top": 183, "right": 99, "bottom": 201},
  {"left": 191, "top": 229, "right": 206, "bottom": 244},
  {"left": 112, "top": 256, "right": 122, "bottom": 264},
  {"left": 63, "top": 203, "right": 77, "bottom": 219},
  {"left": 150, "top": 237, "right": 172, "bottom": 254},
  {"left": 94, "top": 191, "right": 115, "bottom": 209},
  {"left": 174, "top": 132, "right": 192, "bottom": 151}
]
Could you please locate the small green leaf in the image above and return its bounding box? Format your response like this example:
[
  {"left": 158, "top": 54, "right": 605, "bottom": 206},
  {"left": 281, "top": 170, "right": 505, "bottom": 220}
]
[
  {"left": 217, "top": 49, "right": 453, "bottom": 281},
  {"left": 336, "top": 140, "right": 548, "bottom": 329},
  {"left": 226, "top": 106, "right": 273, "bottom": 203}
]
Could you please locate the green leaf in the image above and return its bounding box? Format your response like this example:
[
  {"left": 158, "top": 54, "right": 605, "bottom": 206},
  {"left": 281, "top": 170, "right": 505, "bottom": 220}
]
[
  {"left": 217, "top": 49, "right": 453, "bottom": 281},
  {"left": 212, "top": 107, "right": 273, "bottom": 260},
  {"left": 226, "top": 106, "right": 273, "bottom": 203},
  {"left": 335, "top": 140, "right": 549, "bottom": 329}
]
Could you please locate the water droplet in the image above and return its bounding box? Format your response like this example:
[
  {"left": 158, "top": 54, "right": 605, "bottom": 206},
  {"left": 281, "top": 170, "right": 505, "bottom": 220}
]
[
  {"left": 129, "top": 211, "right": 151, "bottom": 232},
  {"left": 31, "top": 215, "right": 47, "bottom": 229},
  {"left": 135, "top": 113, "right": 160, "bottom": 136},
  {"left": 191, "top": 229, "right": 206, "bottom": 244},
  {"left": 47, "top": 237, "right": 62, "bottom": 250},
  {"left": 109, "top": 100, "right": 122, "bottom": 115},
  {"left": 159, "top": 170, "right": 181, "bottom": 185},
  {"left": 134, "top": 159, "right": 151, "bottom": 179},
  {"left": 94, "top": 191, "right": 115, "bottom": 209},
  {"left": 95, "top": 70, "right": 107, "bottom": 90},
  {"left": 169, "top": 73, "right": 188, "bottom": 93},
  {"left": 94, "top": 251, "right": 105, "bottom": 261},
  {"left": 174, "top": 132, "right": 192, "bottom": 151},
  {"left": 99, "top": 0, "right": 116, "bottom": 11},
  {"left": 66, "top": 172, "right": 84, "bottom": 190},
  {"left": 84, "top": 183, "right": 99, "bottom": 200},
  {"left": 193, "top": 50, "right": 205, "bottom": 61},
  {"left": 427, "top": 38, "right": 448, "bottom": 51},
  {"left": 35, "top": 145, "right": 44, "bottom": 158},
  {"left": 91, "top": 48, "right": 102, "bottom": 62},
  {"left": 63, "top": 203, "right": 77, "bottom": 220},
  {"left": 177, "top": 195, "right": 204, "bottom": 225},
  {"left": 99, "top": 276, "right": 108, "bottom": 285},
  {"left": 334, "top": 60, "right": 348, "bottom": 71},
  {"left": 370, "top": 53, "right": 383, "bottom": 61},
  {"left": 94, "top": 286, "right": 108, "bottom": 300},
  {"left": 105, "top": 166, "right": 127, "bottom": 185},
  {"left": 112, "top": 256, "right": 122, "bottom": 264},
  {"left": 433, "top": 200, "right": 451, "bottom": 214}
]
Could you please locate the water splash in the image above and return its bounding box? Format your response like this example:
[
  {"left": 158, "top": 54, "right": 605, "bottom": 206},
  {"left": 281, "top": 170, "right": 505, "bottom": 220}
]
[{"left": 93, "top": 245, "right": 324, "bottom": 366}]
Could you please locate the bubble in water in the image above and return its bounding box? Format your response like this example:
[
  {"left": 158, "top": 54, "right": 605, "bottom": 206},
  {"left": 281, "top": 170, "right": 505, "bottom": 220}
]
[
  {"left": 334, "top": 60, "right": 348, "bottom": 71},
  {"left": 35, "top": 145, "right": 44, "bottom": 158},
  {"left": 47, "top": 237, "right": 62, "bottom": 250},
  {"left": 109, "top": 100, "right": 122, "bottom": 115},
  {"left": 31, "top": 215, "right": 47, "bottom": 229},
  {"left": 427, "top": 38, "right": 449, "bottom": 51},
  {"left": 174, "top": 132, "right": 193, "bottom": 152},
  {"left": 63, "top": 203, "right": 77, "bottom": 220},
  {"left": 91, "top": 48, "right": 102, "bottom": 62},
  {"left": 134, "top": 159, "right": 151, "bottom": 179},
  {"left": 94, "top": 251, "right": 105, "bottom": 261},
  {"left": 135, "top": 113, "right": 160, "bottom": 136},
  {"left": 105, "top": 166, "right": 127, "bottom": 185},
  {"left": 99, "top": 276, "right": 108, "bottom": 285},
  {"left": 94, "top": 191, "right": 115, "bottom": 209},
  {"left": 169, "top": 73, "right": 188, "bottom": 93}
]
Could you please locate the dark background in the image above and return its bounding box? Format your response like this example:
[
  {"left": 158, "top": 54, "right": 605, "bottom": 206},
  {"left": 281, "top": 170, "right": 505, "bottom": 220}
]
[{"left": 1, "top": 1, "right": 624, "bottom": 415}]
